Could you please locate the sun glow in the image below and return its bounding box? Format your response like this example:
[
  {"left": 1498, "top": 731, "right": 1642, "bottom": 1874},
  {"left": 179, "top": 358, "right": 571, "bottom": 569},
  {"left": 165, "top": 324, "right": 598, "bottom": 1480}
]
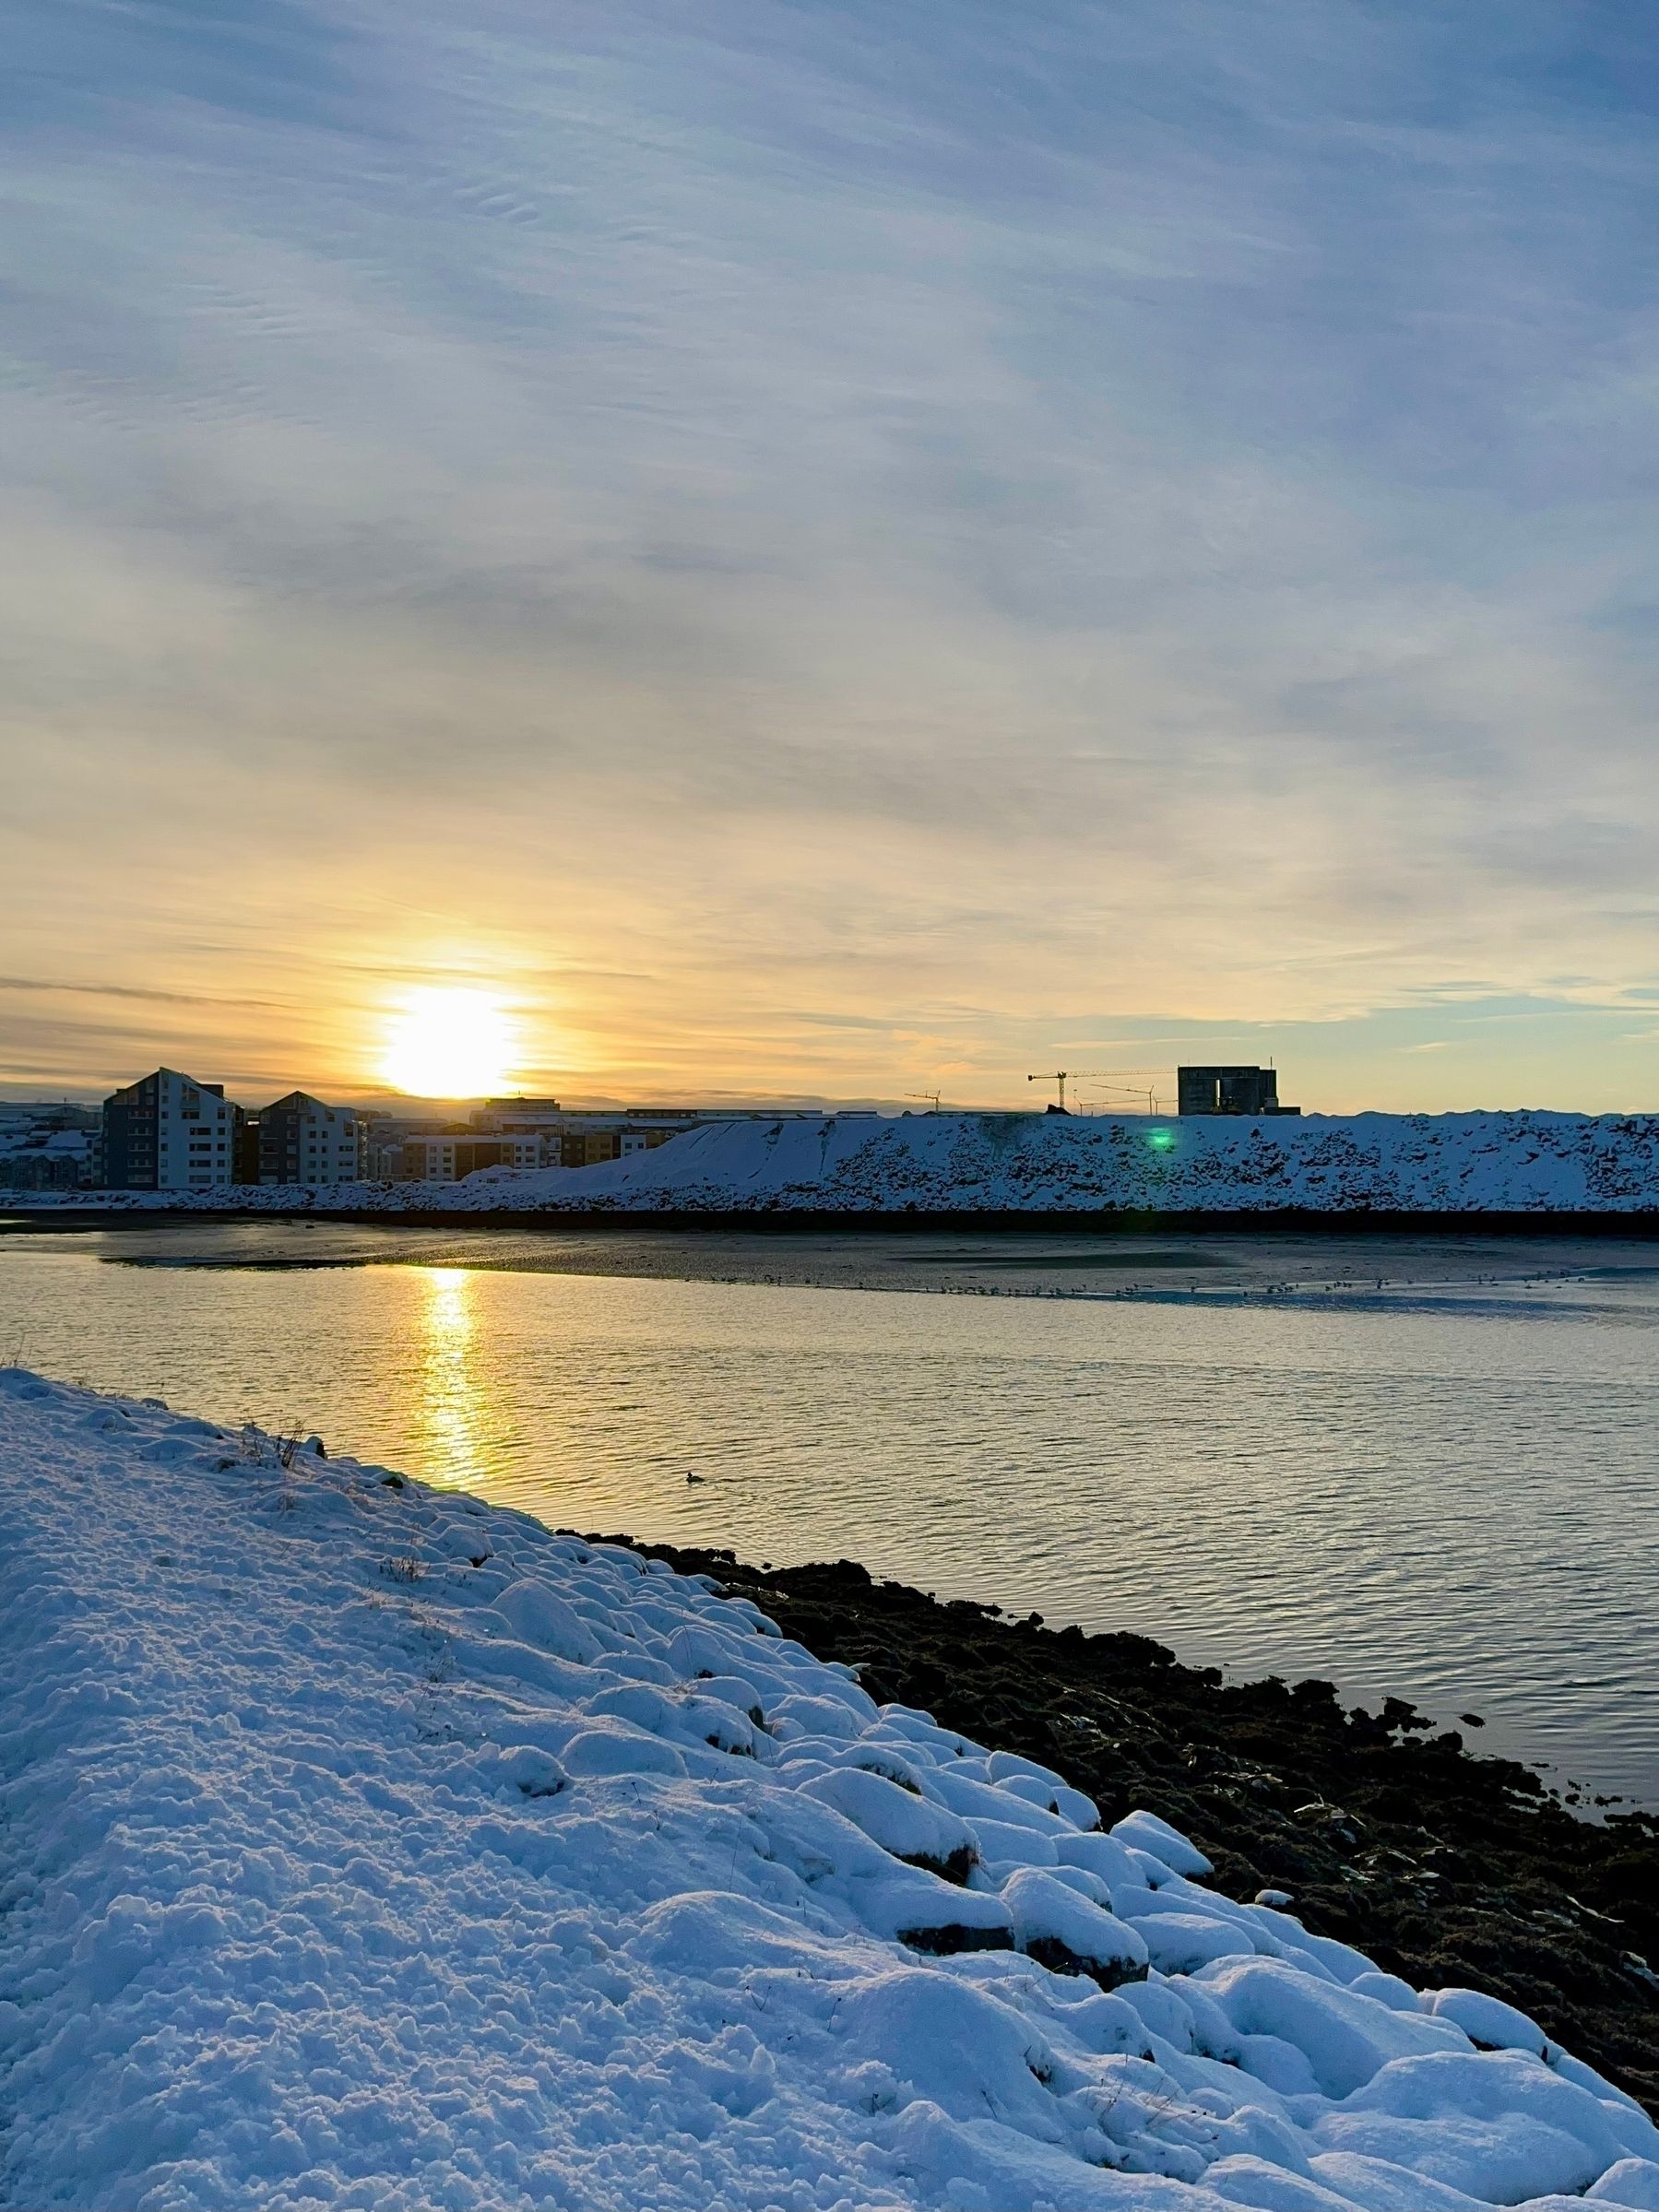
[{"left": 380, "top": 987, "right": 516, "bottom": 1098}]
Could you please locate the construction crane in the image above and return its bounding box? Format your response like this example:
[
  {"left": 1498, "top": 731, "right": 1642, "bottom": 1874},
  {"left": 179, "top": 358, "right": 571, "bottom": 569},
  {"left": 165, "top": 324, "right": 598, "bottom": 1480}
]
[
  {"left": 1078, "top": 1082, "right": 1160, "bottom": 1117},
  {"left": 1072, "top": 1069, "right": 1178, "bottom": 1117},
  {"left": 1026, "top": 1071, "right": 1109, "bottom": 1113},
  {"left": 906, "top": 1092, "right": 943, "bottom": 1112}
]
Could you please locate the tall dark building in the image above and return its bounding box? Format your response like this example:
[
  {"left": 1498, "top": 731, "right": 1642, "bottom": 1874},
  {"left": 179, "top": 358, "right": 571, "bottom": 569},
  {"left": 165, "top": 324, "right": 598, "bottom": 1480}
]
[{"left": 1176, "top": 1065, "right": 1300, "bottom": 1117}]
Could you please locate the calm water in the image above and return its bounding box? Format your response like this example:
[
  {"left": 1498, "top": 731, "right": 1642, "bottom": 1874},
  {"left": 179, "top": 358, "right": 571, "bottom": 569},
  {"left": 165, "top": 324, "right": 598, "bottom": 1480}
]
[{"left": 3, "top": 1220, "right": 1656, "bottom": 1807}]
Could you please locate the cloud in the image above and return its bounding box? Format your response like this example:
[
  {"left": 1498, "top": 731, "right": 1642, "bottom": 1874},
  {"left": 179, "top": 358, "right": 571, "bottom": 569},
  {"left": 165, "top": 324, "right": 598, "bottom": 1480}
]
[{"left": 1, "top": 0, "right": 1656, "bottom": 1105}]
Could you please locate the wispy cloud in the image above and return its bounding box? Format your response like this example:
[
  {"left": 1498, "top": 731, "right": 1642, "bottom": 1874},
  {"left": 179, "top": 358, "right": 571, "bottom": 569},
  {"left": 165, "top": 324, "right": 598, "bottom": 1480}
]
[{"left": 2, "top": 0, "right": 1656, "bottom": 1105}]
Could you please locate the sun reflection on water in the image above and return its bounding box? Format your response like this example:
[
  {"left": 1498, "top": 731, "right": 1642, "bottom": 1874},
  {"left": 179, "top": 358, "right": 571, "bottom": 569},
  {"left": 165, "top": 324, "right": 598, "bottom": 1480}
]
[{"left": 411, "top": 1266, "right": 492, "bottom": 1490}]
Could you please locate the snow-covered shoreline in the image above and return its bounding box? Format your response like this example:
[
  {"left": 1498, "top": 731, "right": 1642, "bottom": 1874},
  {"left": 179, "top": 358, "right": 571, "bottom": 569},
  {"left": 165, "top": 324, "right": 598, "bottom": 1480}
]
[
  {"left": 4, "top": 1370, "right": 1658, "bottom": 2209},
  {"left": 12, "top": 1110, "right": 1659, "bottom": 1220}
]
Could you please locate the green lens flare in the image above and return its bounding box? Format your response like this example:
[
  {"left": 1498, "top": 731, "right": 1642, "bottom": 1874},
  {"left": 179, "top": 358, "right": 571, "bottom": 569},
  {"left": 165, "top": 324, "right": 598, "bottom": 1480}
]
[{"left": 1148, "top": 1129, "right": 1174, "bottom": 1150}]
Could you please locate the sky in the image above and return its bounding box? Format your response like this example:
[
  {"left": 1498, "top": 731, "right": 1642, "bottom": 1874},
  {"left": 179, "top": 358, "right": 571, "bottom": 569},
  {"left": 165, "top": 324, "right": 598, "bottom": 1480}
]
[{"left": 3, "top": 0, "right": 1657, "bottom": 1113}]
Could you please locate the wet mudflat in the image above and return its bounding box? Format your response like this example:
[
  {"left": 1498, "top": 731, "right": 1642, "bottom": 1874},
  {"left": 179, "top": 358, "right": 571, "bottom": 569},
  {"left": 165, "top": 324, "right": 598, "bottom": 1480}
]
[{"left": 9, "top": 1211, "right": 1659, "bottom": 1302}]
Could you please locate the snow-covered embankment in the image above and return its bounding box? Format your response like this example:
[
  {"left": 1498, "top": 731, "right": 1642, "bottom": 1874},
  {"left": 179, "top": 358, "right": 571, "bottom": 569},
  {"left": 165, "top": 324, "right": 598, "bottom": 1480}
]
[
  {"left": 462, "top": 1110, "right": 1659, "bottom": 1216},
  {"left": 19, "top": 1108, "right": 1659, "bottom": 1216},
  {"left": 3, "top": 1367, "right": 1657, "bottom": 2210}
]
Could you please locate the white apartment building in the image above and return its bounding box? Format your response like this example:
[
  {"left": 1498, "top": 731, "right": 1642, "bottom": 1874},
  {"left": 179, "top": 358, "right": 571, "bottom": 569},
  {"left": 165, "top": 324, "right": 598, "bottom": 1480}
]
[
  {"left": 101, "top": 1069, "right": 241, "bottom": 1191},
  {"left": 255, "top": 1092, "right": 361, "bottom": 1186}
]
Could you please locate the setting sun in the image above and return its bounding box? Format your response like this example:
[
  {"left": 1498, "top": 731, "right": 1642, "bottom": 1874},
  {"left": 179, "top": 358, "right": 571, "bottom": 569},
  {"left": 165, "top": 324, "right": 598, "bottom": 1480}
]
[{"left": 380, "top": 987, "right": 516, "bottom": 1098}]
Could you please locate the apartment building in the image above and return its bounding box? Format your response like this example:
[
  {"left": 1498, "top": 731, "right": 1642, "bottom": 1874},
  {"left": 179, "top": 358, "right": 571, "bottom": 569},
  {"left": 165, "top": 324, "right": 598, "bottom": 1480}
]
[
  {"left": 0, "top": 1126, "right": 101, "bottom": 1190},
  {"left": 391, "top": 1118, "right": 687, "bottom": 1178},
  {"left": 469, "top": 1097, "right": 564, "bottom": 1134},
  {"left": 254, "top": 1092, "right": 361, "bottom": 1185},
  {"left": 101, "top": 1070, "right": 243, "bottom": 1190},
  {"left": 555, "top": 1123, "right": 684, "bottom": 1167},
  {"left": 396, "top": 1132, "right": 546, "bottom": 1180}
]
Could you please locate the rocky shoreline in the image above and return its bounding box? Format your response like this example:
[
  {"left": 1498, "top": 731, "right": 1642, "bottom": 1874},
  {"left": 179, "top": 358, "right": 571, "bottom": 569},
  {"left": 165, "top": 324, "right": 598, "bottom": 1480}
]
[{"left": 587, "top": 1535, "right": 1659, "bottom": 2117}]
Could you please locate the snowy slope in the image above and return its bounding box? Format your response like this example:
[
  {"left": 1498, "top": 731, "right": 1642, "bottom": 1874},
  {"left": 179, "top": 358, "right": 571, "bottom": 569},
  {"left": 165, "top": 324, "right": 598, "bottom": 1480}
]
[
  {"left": 459, "top": 1110, "right": 1659, "bottom": 1214},
  {"left": 4, "top": 1370, "right": 1657, "bottom": 2211},
  {"left": 18, "top": 1109, "right": 1659, "bottom": 1215}
]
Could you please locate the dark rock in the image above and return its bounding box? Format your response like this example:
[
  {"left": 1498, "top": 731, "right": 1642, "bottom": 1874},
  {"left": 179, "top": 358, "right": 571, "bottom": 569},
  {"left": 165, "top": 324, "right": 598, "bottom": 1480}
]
[
  {"left": 899, "top": 1845, "right": 976, "bottom": 1887},
  {"left": 898, "top": 1921, "right": 1014, "bottom": 1958},
  {"left": 1023, "top": 1934, "right": 1149, "bottom": 1992}
]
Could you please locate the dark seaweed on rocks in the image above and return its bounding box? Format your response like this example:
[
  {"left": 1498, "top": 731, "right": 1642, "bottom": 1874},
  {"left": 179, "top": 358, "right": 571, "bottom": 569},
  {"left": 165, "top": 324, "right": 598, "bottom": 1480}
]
[{"left": 587, "top": 1537, "right": 1659, "bottom": 2116}]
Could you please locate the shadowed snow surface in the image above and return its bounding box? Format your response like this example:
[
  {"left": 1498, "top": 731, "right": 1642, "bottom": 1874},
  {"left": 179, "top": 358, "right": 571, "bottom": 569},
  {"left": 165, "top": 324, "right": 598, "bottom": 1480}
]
[{"left": 2, "top": 1368, "right": 1656, "bottom": 2210}]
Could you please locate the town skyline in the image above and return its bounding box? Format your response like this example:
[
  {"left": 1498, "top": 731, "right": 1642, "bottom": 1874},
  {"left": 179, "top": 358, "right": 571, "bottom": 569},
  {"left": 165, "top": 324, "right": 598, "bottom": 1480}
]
[{"left": 2, "top": 1023, "right": 1654, "bottom": 1120}]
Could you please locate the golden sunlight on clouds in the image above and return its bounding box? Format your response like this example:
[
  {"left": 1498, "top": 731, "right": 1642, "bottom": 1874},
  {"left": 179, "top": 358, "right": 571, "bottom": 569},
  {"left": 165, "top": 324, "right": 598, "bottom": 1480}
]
[{"left": 379, "top": 987, "right": 518, "bottom": 1099}]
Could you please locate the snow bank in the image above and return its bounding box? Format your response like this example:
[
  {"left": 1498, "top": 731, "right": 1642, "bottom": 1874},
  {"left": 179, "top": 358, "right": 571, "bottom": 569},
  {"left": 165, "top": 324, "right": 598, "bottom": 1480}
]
[
  {"left": 20, "top": 1108, "right": 1659, "bottom": 1217},
  {"left": 3, "top": 1368, "right": 1655, "bottom": 2211}
]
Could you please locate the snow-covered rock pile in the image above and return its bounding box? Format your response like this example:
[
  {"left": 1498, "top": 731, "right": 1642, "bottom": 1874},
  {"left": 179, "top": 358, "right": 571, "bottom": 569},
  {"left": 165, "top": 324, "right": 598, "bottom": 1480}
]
[
  {"left": 4, "top": 1368, "right": 1657, "bottom": 2211},
  {"left": 461, "top": 1110, "right": 1659, "bottom": 1215},
  {"left": 20, "top": 1109, "right": 1659, "bottom": 1215}
]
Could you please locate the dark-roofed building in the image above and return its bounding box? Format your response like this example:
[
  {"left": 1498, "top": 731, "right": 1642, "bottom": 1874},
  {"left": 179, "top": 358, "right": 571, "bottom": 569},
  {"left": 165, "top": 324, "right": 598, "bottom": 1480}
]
[{"left": 1177, "top": 1066, "right": 1300, "bottom": 1117}]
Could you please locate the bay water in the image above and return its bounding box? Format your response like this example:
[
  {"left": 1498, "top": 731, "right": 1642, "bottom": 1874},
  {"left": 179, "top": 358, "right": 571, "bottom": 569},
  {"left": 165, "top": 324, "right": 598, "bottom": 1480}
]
[{"left": 3, "top": 1217, "right": 1654, "bottom": 1807}]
